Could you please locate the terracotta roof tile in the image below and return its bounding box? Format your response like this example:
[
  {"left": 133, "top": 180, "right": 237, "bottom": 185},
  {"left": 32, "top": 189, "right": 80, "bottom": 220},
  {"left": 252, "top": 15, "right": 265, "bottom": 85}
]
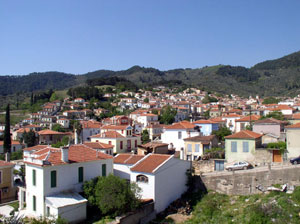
[
  {"left": 114, "top": 154, "right": 144, "bottom": 165},
  {"left": 23, "top": 145, "right": 49, "bottom": 152},
  {"left": 285, "top": 122, "right": 300, "bottom": 129},
  {"left": 38, "top": 129, "right": 67, "bottom": 135},
  {"left": 184, "top": 135, "right": 216, "bottom": 142},
  {"left": 192, "top": 120, "right": 217, "bottom": 124},
  {"left": 130, "top": 154, "right": 172, "bottom": 173},
  {"left": 235, "top": 115, "right": 261, "bottom": 122},
  {"left": 164, "top": 121, "right": 195, "bottom": 130},
  {"left": 91, "top": 131, "right": 125, "bottom": 139},
  {"left": 0, "top": 160, "right": 14, "bottom": 167},
  {"left": 254, "top": 118, "right": 283, "bottom": 125},
  {"left": 225, "top": 130, "right": 262, "bottom": 139},
  {"left": 83, "top": 142, "right": 114, "bottom": 149}
]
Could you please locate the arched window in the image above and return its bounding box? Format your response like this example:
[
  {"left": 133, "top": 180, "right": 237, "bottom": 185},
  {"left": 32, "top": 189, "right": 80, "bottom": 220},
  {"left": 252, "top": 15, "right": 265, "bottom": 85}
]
[{"left": 136, "top": 175, "right": 148, "bottom": 183}]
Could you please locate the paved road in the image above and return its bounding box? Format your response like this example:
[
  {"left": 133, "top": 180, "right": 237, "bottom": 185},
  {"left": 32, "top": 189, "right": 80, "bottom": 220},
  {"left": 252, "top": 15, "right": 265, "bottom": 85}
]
[{"left": 202, "top": 163, "right": 300, "bottom": 177}]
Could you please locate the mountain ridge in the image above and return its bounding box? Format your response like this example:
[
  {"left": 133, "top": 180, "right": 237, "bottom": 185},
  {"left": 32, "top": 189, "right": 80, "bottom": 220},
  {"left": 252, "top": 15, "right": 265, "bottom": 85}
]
[{"left": 1, "top": 50, "right": 300, "bottom": 97}]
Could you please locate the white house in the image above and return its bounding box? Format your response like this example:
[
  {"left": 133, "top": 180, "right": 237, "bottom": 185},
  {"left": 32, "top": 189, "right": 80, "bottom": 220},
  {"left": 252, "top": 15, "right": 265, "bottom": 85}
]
[
  {"left": 137, "top": 114, "right": 159, "bottom": 128},
  {"left": 56, "top": 118, "right": 70, "bottom": 129},
  {"left": 161, "top": 121, "right": 200, "bottom": 151},
  {"left": 130, "top": 154, "right": 190, "bottom": 213},
  {"left": 81, "top": 120, "right": 102, "bottom": 142},
  {"left": 19, "top": 144, "right": 113, "bottom": 223}
]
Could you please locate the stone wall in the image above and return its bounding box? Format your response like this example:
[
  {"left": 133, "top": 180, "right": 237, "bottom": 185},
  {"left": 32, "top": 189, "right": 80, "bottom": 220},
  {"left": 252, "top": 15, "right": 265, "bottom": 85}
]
[
  {"left": 193, "top": 160, "right": 215, "bottom": 174},
  {"left": 111, "top": 201, "right": 155, "bottom": 224},
  {"left": 198, "top": 166, "right": 300, "bottom": 195}
]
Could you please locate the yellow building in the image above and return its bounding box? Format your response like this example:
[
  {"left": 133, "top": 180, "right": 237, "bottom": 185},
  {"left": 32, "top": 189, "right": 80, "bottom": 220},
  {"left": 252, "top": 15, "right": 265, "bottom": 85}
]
[{"left": 0, "top": 160, "right": 16, "bottom": 203}]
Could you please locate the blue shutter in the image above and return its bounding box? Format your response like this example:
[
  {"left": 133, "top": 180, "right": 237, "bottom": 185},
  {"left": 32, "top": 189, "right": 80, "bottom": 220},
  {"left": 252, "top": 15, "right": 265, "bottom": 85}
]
[
  {"left": 51, "top": 171, "right": 57, "bottom": 188},
  {"left": 231, "top": 141, "right": 237, "bottom": 152},
  {"left": 187, "top": 144, "right": 192, "bottom": 152},
  {"left": 243, "top": 141, "right": 249, "bottom": 152},
  {"left": 195, "top": 144, "right": 200, "bottom": 152}
]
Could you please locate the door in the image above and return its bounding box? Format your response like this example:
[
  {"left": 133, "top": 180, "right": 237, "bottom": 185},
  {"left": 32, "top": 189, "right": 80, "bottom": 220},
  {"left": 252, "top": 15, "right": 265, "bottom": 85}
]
[
  {"left": 215, "top": 160, "right": 224, "bottom": 171},
  {"left": 127, "top": 140, "right": 131, "bottom": 150},
  {"left": 273, "top": 150, "right": 282, "bottom": 162}
]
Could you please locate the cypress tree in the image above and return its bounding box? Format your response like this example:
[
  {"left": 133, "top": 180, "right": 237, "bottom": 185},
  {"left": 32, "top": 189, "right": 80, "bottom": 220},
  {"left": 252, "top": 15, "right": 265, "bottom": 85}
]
[
  {"left": 30, "top": 92, "right": 34, "bottom": 106},
  {"left": 3, "top": 104, "right": 11, "bottom": 154}
]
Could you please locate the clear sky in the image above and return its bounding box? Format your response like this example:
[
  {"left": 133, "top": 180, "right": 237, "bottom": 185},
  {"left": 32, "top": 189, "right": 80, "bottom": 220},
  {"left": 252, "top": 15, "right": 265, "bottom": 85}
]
[{"left": 1, "top": 0, "right": 300, "bottom": 75}]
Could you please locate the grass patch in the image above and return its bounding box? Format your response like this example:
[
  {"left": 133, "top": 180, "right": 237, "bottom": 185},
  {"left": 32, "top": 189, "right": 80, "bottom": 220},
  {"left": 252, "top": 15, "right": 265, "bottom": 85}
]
[
  {"left": 8, "top": 201, "right": 19, "bottom": 211},
  {"left": 186, "top": 187, "right": 300, "bottom": 224}
]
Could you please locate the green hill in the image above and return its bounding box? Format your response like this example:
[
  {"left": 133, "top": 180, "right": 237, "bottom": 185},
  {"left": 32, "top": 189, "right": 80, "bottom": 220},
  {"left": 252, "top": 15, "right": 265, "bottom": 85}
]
[{"left": 1, "top": 50, "right": 300, "bottom": 97}]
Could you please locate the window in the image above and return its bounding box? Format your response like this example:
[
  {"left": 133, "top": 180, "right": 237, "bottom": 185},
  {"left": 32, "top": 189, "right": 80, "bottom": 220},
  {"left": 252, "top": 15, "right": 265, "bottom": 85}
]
[
  {"left": 46, "top": 206, "right": 50, "bottom": 217},
  {"left": 32, "top": 169, "right": 36, "bottom": 186},
  {"left": 178, "top": 131, "right": 182, "bottom": 139},
  {"left": 231, "top": 141, "right": 237, "bottom": 152},
  {"left": 120, "top": 141, "right": 123, "bottom": 150},
  {"left": 33, "top": 196, "right": 36, "bottom": 211},
  {"left": 102, "top": 164, "right": 106, "bottom": 177},
  {"left": 108, "top": 141, "right": 112, "bottom": 145},
  {"left": 195, "top": 144, "right": 200, "bottom": 152},
  {"left": 127, "top": 140, "right": 131, "bottom": 150},
  {"left": 136, "top": 175, "right": 148, "bottom": 183},
  {"left": 187, "top": 144, "right": 192, "bottom": 152},
  {"left": 51, "top": 170, "right": 57, "bottom": 188},
  {"left": 78, "top": 167, "right": 84, "bottom": 183},
  {"left": 243, "top": 141, "right": 249, "bottom": 152},
  {"left": 135, "top": 140, "right": 137, "bottom": 148}
]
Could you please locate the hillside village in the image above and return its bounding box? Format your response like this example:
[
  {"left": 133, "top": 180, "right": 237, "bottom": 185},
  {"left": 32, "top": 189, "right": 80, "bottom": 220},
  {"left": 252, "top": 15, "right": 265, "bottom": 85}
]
[{"left": 1, "top": 86, "right": 300, "bottom": 223}]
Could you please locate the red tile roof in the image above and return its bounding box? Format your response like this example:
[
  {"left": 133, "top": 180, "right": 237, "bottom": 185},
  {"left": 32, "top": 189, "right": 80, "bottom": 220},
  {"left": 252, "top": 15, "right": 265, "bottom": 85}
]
[
  {"left": 114, "top": 154, "right": 144, "bottom": 165},
  {"left": 235, "top": 115, "right": 261, "bottom": 122},
  {"left": 0, "top": 140, "right": 22, "bottom": 146},
  {"left": 23, "top": 145, "right": 49, "bottom": 152},
  {"left": 81, "top": 120, "right": 102, "bottom": 129},
  {"left": 38, "top": 129, "right": 67, "bottom": 135},
  {"left": 102, "top": 125, "right": 129, "bottom": 130},
  {"left": 83, "top": 142, "right": 114, "bottom": 149},
  {"left": 164, "top": 121, "right": 195, "bottom": 130},
  {"left": 91, "top": 131, "right": 125, "bottom": 139},
  {"left": 285, "top": 122, "right": 300, "bottom": 129},
  {"left": 0, "top": 160, "right": 14, "bottom": 167},
  {"left": 130, "top": 154, "right": 172, "bottom": 173},
  {"left": 225, "top": 130, "right": 263, "bottom": 139},
  {"left": 193, "top": 120, "right": 217, "bottom": 124},
  {"left": 27, "top": 144, "right": 113, "bottom": 166}
]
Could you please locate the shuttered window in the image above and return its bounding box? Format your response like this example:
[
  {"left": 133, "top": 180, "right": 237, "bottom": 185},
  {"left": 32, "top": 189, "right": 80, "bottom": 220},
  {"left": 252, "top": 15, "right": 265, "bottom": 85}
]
[
  {"left": 51, "top": 170, "right": 57, "bottom": 188},
  {"left": 195, "top": 144, "right": 200, "bottom": 152},
  {"left": 187, "top": 144, "right": 192, "bottom": 152},
  {"left": 32, "top": 169, "right": 36, "bottom": 186},
  {"left": 102, "top": 164, "right": 106, "bottom": 177},
  {"left": 33, "top": 196, "right": 36, "bottom": 211},
  {"left": 78, "top": 167, "right": 84, "bottom": 183},
  {"left": 231, "top": 141, "right": 237, "bottom": 152},
  {"left": 243, "top": 141, "right": 249, "bottom": 152}
]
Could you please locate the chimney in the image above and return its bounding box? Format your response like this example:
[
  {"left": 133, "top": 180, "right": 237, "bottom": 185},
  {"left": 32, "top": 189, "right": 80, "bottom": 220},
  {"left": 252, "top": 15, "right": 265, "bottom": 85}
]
[
  {"left": 74, "top": 129, "right": 78, "bottom": 145},
  {"left": 5, "top": 152, "right": 10, "bottom": 162},
  {"left": 61, "top": 146, "right": 69, "bottom": 163},
  {"left": 180, "top": 147, "right": 184, "bottom": 160}
]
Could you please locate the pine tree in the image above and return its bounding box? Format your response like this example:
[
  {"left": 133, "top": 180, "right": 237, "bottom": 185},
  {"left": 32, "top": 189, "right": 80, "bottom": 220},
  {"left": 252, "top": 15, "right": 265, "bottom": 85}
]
[
  {"left": 3, "top": 104, "right": 11, "bottom": 154},
  {"left": 30, "top": 92, "right": 34, "bottom": 106}
]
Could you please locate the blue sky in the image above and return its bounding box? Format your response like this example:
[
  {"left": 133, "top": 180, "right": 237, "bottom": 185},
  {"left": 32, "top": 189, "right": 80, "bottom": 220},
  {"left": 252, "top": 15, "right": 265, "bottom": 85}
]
[{"left": 0, "top": 0, "right": 300, "bottom": 75}]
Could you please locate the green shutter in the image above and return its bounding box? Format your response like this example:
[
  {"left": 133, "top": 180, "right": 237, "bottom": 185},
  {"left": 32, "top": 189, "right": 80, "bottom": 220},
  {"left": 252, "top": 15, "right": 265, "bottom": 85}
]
[
  {"left": 32, "top": 169, "right": 36, "bottom": 186},
  {"left": 102, "top": 164, "right": 106, "bottom": 177},
  {"left": 51, "top": 171, "right": 57, "bottom": 188},
  {"left": 33, "top": 196, "right": 36, "bottom": 211},
  {"left": 78, "top": 167, "right": 83, "bottom": 183}
]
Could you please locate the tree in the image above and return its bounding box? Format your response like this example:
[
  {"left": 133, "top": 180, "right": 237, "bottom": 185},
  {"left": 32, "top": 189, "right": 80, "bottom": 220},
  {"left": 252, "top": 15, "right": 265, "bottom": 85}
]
[
  {"left": 51, "top": 136, "right": 69, "bottom": 148},
  {"left": 22, "top": 130, "right": 36, "bottom": 147},
  {"left": 212, "top": 126, "right": 232, "bottom": 141},
  {"left": 4, "top": 104, "right": 11, "bottom": 154},
  {"left": 52, "top": 124, "right": 65, "bottom": 132},
  {"left": 262, "top": 97, "right": 280, "bottom": 105},
  {"left": 141, "top": 130, "right": 150, "bottom": 144},
  {"left": 160, "top": 105, "right": 177, "bottom": 125},
  {"left": 50, "top": 92, "right": 59, "bottom": 102},
  {"left": 83, "top": 175, "right": 141, "bottom": 216},
  {"left": 261, "top": 111, "right": 285, "bottom": 121},
  {"left": 143, "top": 98, "right": 149, "bottom": 103}
]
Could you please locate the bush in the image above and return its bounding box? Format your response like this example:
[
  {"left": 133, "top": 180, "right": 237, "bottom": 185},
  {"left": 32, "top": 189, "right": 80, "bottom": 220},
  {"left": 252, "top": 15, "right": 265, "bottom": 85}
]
[{"left": 83, "top": 174, "right": 141, "bottom": 217}]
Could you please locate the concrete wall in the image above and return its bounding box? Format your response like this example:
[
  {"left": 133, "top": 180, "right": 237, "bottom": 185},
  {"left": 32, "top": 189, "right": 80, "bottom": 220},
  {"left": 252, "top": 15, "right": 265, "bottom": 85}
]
[
  {"left": 286, "top": 128, "right": 300, "bottom": 159},
  {"left": 193, "top": 160, "right": 215, "bottom": 174},
  {"left": 199, "top": 166, "right": 300, "bottom": 195},
  {"left": 253, "top": 124, "right": 280, "bottom": 137}
]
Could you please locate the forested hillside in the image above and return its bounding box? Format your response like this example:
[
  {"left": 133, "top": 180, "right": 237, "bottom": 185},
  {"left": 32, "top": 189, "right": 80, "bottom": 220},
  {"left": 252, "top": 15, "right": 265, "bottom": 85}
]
[{"left": 1, "top": 50, "right": 300, "bottom": 97}]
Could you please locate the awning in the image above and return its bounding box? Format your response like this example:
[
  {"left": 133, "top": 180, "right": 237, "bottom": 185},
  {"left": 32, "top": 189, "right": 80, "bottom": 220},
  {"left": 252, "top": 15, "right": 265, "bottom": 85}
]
[{"left": 45, "top": 192, "right": 87, "bottom": 208}]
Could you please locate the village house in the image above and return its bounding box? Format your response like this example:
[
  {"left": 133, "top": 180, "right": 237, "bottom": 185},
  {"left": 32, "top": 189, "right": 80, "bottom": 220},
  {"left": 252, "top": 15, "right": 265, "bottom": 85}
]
[
  {"left": 161, "top": 121, "right": 200, "bottom": 151},
  {"left": 0, "top": 140, "right": 24, "bottom": 153},
  {"left": 285, "top": 123, "right": 300, "bottom": 159},
  {"left": 252, "top": 118, "right": 285, "bottom": 143},
  {"left": 90, "top": 125, "right": 141, "bottom": 154},
  {"left": 235, "top": 115, "right": 260, "bottom": 132},
  {"left": 224, "top": 130, "right": 279, "bottom": 165},
  {"left": 137, "top": 142, "right": 169, "bottom": 155},
  {"left": 192, "top": 120, "right": 219, "bottom": 136},
  {"left": 183, "top": 135, "right": 218, "bottom": 161},
  {"left": 0, "top": 160, "right": 17, "bottom": 203},
  {"left": 19, "top": 144, "right": 113, "bottom": 223},
  {"left": 38, "top": 129, "right": 71, "bottom": 145},
  {"left": 56, "top": 118, "right": 70, "bottom": 129},
  {"left": 81, "top": 120, "right": 102, "bottom": 142},
  {"left": 145, "top": 124, "right": 164, "bottom": 140}
]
